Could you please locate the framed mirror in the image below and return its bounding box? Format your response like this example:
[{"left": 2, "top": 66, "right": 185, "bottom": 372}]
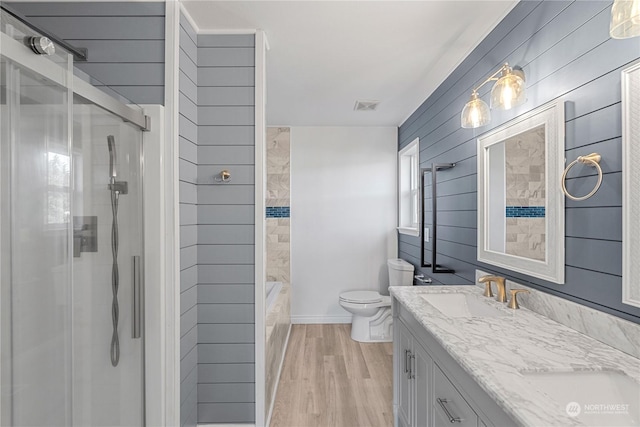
[
  {"left": 622, "top": 59, "right": 640, "bottom": 308},
  {"left": 477, "top": 100, "right": 565, "bottom": 284}
]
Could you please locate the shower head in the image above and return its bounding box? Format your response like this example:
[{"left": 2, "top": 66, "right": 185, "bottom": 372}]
[{"left": 107, "top": 135, "right": 116, "bottom": 179}]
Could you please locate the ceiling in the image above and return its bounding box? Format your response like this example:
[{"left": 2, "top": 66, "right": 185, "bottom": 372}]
[{"left": 182, "top": 1, "right": 518, "bottom": 127}]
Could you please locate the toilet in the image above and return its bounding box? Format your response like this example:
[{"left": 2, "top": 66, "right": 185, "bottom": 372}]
[{"left": 339, "top": 258, "right": 414, "bottom": 342}]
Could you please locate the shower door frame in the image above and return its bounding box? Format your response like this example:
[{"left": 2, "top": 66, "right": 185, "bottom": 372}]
[{"left": 0, "top": 31, "right": 169, "bottom": 425}]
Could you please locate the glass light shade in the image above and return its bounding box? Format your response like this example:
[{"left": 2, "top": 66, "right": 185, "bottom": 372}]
[
  {"left": 490, "top": 71, "right": 526, "bottom": 110},
  {"left": 610, "top": 0, "right": 640, "bottom": 39},
  {"left": 461, "top": 93, "right": 490, "bottom": 128}
]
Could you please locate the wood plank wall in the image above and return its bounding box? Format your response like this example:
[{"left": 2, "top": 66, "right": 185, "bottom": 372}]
[
  {"left": 196, "top": 33, "right": 256, "bottom": 424},
  {"left": 179, "top": 12, "right": 199, "bottom": 427},
  {"left": 10, "top": 2, "right": 165, "bottom": 105},
  {"left": 398, "top": 0, "right": 640, "bottom": 323}
]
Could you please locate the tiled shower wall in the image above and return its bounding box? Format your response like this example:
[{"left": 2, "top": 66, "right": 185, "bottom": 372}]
[
  {"left": 504, "top": 125, "right": 545, "bottom": 261},
  {"left": 266, "top": 127, "right": 291, "bottom": 284},
  {"left": 265, "top": 127, "right": 291, "bottom": 417}
]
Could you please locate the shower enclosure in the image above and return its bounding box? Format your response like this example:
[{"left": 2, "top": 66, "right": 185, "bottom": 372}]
[{"left": 1, "top": 12, "right": 147, "bottom": 427}]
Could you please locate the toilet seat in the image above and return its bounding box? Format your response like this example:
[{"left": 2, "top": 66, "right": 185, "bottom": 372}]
[
  {"left": 339, "top": 290, "right": 382, "bottom": 304},
  {"left": 339, "top": 295, "right": 391, "bottom": 310}
]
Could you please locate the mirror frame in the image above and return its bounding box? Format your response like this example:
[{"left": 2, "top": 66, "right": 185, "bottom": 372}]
[
  {"left": 622, "top": 59, "right": 640, "bottom": 308},
  {"left": 477, "top": 100, "right": 565, "bottom": 284}
]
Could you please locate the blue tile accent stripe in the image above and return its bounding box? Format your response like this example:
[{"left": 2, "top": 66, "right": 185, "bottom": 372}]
[
  {"left": 266, "top": 206, "right": 290, "bottom": 218},
  {"left": 506, "top": 206, "right": 545, "bottom": 218}
]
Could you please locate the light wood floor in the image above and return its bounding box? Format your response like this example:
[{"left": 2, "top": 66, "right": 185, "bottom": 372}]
[{"left": 269, "top": 324, "right": 394, "bottom": 427}]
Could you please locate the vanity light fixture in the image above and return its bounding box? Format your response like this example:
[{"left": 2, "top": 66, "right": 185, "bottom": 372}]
[
  {"left": 610, "top": 0, "right": 640, "bottom": 39},
  {"left": 460, "top": 62, "right": 526, "bottom": 129}
]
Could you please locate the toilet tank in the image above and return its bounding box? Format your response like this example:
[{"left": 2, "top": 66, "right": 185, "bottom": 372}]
[{"left": 387, "top": 258, "right": 414, "bottom": 287}]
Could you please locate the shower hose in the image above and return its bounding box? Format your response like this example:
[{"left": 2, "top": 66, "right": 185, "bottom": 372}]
[{"left": 110, "top": 182, "right": 120, "bottom": 367}]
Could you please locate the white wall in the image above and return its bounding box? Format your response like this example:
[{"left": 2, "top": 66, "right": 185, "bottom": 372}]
[{"left": 291, "top": 127, "right": 398, "bottom": 323}]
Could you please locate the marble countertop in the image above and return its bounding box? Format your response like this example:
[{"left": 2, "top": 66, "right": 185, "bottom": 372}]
[{"left": 390, "top": 285, "right": 640, "bottom": 427}]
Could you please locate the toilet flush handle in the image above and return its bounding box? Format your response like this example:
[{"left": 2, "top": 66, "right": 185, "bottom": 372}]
[{"left": 414, "top": 274, "right": 432, "bottom": 285}]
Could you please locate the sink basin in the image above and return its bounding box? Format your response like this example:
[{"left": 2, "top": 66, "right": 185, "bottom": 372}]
[
  {"left": 420, "top": 293, "right": 507, "bottom": 318},
  {"left": 521, "top": 370, "right": 640, "bottom": 425}
]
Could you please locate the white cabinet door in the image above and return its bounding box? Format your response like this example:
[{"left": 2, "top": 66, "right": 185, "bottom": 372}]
[
  {"left": 413, "top": 340, "right": 432, "bottom": 427},
  {"left": 397, "top": 321, "right": 413, "bottom": 427}
]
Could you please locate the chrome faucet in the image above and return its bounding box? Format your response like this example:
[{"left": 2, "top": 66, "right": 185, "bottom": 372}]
[{"left": 478, "top": 275, "right": 507, "bottom": 303}]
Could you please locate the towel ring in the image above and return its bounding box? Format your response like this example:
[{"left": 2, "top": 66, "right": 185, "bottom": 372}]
[{"left": 561, "top": 153, "right": 602, "bottom": 201}]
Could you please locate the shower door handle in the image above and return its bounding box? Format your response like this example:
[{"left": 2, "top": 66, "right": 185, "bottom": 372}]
[{"left": 132, "top": 256, "right": 142, "bottom": 339}]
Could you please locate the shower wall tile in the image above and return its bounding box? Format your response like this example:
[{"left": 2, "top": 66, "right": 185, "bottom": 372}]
[{"left": 265, "top": 127, "right": 291, "bottom": 420}]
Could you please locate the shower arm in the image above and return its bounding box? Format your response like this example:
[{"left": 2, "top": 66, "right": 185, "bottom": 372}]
[{"left": 107, "top": 135, "right": 128, "bottom": 194}]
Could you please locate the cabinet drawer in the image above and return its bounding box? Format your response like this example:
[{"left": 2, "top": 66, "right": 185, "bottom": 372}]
[{"left": 433, "top": 363, "right": 478, "bottom": 427}]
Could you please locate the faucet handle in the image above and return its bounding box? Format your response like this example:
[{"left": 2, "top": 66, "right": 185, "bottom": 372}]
[
  {"left": 482, "top": 281, "right": 494, "bottom": 298},
  {"left": 508, "top": 289, "right": 530, "bottom": 309}
]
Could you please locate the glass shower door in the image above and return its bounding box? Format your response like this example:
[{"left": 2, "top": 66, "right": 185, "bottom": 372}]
[
  {"left": 1, "top": 26, "right": 144, "bottom": 427},
  {"left": 1, "top": 52, "right": 73, "bottom": 427},
  {"left": 71, "top": 95, "right": 144, "bottom": 426}
]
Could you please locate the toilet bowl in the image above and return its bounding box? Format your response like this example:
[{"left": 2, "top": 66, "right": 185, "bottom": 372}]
[{"left": 339, "top": 259, "right": 414, "bottom": 342}]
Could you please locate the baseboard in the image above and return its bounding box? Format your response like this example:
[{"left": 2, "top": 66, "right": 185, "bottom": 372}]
[
  {"left": 265, "top": 323, "right": 292, "bottom": 427},
  {"left": 291, "top": 315, "right": 352, "bottom": 324},
  {"left": 197, "top": 424, "right": 255, "bottom": 427}
]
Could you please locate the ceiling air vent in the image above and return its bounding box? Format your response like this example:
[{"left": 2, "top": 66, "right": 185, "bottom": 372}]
[{"left": 354, "top": 100, "right": 380, "bottom": 111}]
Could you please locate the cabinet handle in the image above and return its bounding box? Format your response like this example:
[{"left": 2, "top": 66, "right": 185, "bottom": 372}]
[
  {"left": 436, "top": 398, "right": 462, "bottom": 423},
  {"left": 404, "top": 349, "right": 410, "bottom": 374},
  {"left": 409, "top": 354, "right": 416, "bottom": 379}
]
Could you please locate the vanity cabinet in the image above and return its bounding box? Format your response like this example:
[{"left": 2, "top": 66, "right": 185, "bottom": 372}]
[
  {"left": 393, "top": 299, "right": 515, "bottom": 427},
  {"left": 396, "top": 320, "right": 431, "bottom": 427}
]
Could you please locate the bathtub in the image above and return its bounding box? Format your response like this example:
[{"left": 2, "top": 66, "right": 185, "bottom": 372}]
[{"left": 266, "top": 281, "right": 283, "bottom": 313}]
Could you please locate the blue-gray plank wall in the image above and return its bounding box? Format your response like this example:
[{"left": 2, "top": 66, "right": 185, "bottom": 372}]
[
  {"left": 398, "top": 0, "right": 640, "bottom": 323},
  {"left": 179, "top": 12, "right": 198, "bottom": 427},
  {"left": 197, "top": 34, "right": 256, "bottom": 424},
  {"left": 8, "top": 2, "right": 165, "bottom": 105}
]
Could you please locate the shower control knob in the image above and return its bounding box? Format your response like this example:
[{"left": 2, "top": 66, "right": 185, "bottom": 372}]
[{"left": 28, "top": 36, "right": 55, "bottom": 56}]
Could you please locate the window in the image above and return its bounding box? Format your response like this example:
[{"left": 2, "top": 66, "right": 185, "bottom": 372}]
[
  {"left": 47, "top": 151, "right": 71, "bottom": 225},
  {"left": 398, "top": 138, "right": 420, "bottom": 236}
]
